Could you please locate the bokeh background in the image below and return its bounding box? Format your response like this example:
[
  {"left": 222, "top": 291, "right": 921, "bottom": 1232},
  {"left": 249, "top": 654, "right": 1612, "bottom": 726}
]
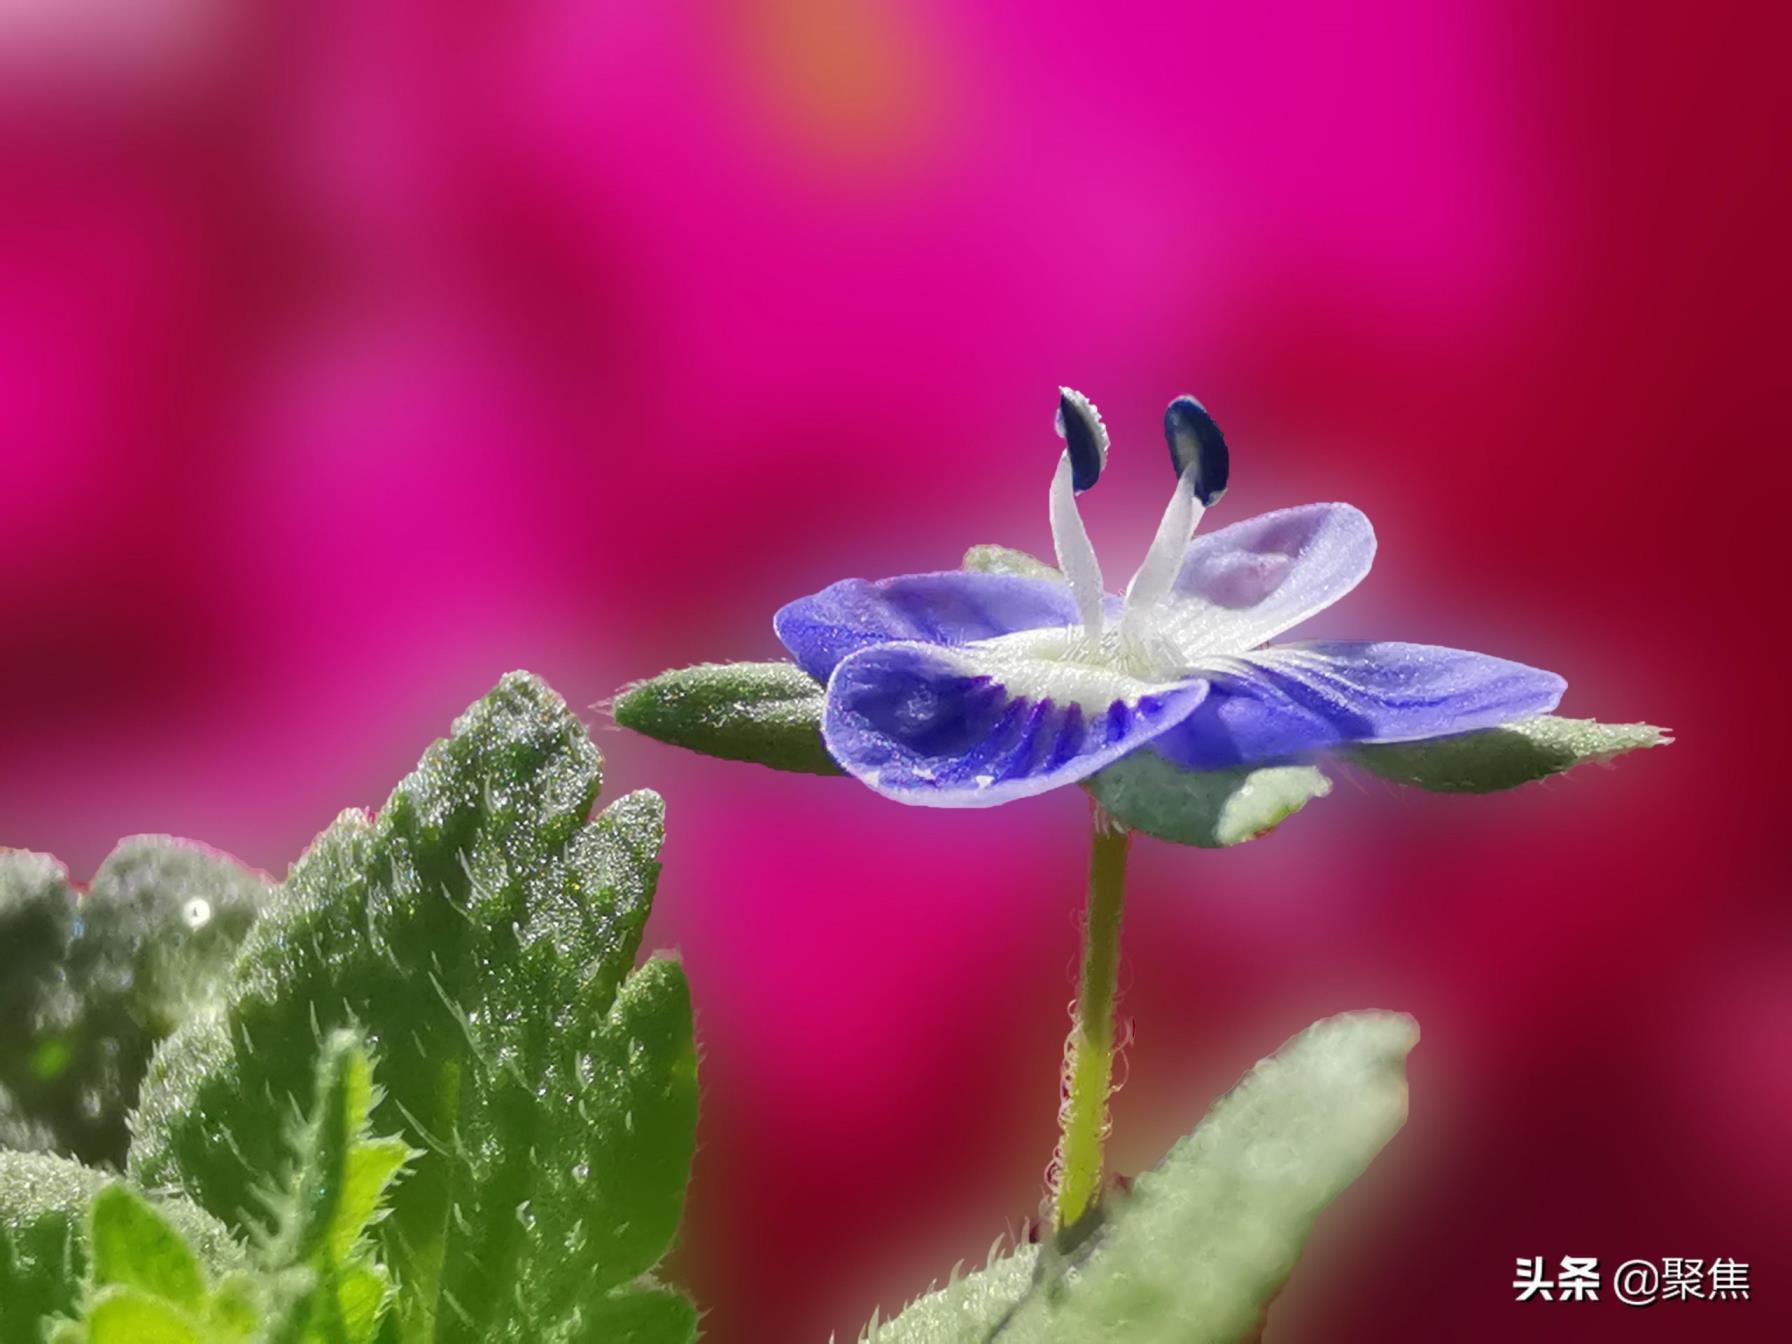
[{"left": 3, "top": 2, "right": 1787, "bottom": 1340}]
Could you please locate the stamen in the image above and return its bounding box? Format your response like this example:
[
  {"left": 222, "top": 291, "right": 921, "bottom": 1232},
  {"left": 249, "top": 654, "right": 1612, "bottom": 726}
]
[
  {"left": 1163, "top": 395, "right": 1229, "bottom": 506},
  {"left": 1056, "top": 388, "right": 1110, "bottom": 492},
  {"left": 1121, "top": 466, "right": 1204, "bottom": 643},
  {"left": 1050, "top": 453, "right": 1106, "bottom": 636}
]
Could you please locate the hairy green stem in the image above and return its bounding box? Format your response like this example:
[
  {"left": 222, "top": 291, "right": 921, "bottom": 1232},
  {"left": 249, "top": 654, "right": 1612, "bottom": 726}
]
[{"left": 1053, "top": 804, "right": 1132, "bottom": 1236}]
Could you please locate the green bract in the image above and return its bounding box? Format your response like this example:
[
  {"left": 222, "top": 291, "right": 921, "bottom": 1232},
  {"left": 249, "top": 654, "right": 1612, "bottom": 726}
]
[
  {"left": 0, "top": 840, "right": 270, "bottom": 1165},
  {"left": 614, "top": 660, "right": 842, "bottom": 775},
  {"left": 127, "top": 672, "right": 698, "bottom": 1343},
  {"left": 1086, "top": 756, "right": 1332, "bottom": 847},
  {"left": 1346, "top": 715, "right": 1670, "bottom": 792},
  {"left": 862, "top": 1011, "right": 1417, "bottom": 1343}
]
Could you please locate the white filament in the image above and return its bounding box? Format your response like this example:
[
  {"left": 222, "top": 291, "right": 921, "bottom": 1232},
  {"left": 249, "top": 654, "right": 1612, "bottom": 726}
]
[
  {"left": 1121, "top": 466, "right": 1205, "bottom": 644},
  {"left": 1049, "top": 452, "right": 1106, "bottom": 636}
]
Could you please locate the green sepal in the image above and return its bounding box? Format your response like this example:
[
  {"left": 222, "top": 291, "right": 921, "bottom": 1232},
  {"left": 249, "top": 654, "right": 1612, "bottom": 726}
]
[
  {"left": 961, "top": 544, "right": 1061, "bottom": 580},
  {"left": 862, "top": 1011, "right": 1417, "bottom": 1343},
  {"left": 1345, "top": 715, "right": 1670, "bottom": 793},
  {"left": 615, "top": 660, "right": 842, "bottom": 775},
  {"left": 1086, "top": 753, "right": 1331, "bottom": 847}
]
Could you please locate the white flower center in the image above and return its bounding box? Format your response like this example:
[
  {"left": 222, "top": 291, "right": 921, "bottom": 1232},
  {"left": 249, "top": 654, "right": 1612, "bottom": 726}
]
[{"left": 1042, "top": 457, "right": 1212, "bottom": 684}]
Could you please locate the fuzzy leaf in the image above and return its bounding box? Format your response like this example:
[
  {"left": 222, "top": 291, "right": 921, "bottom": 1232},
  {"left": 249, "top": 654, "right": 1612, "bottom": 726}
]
[
  {"left": 0, "top": 839, "right": 269, "bottom": 1165},
  {"left": 1345, "top": 715, "right": 1669, "bottom": 792},
  {"left": 962, "top": 545, "right": 1061, "bottom": 581},
  {"left": 202, "top": 1274, "right": 260, "bottom": 1337},
  {"left": 130, "top": 672, "right": 698, "bottom": 1343},
  {"left": 79, "top": 1287, "right": 202, "bottom": 1342},
  {"left": 60, "top": 1035, "right": 408, "bottom": 1344},
  {"left": 329, "top": 1138, "right": 410, "bottom": 1268},
  {"left": 89, "top": 1186, "right": 205, "bottom": 1309},
  {"left": 263, "top": 1031, "right": 409, "bottom": 1340},
  {"left": 1, "top": 1152, "right": 240, "bottom": 1339},
  {"left": 864, "top": 1012, "right": 1416, "bottom": 1343},
  {"left": 1086, "top": 755, "right": 1331, "bottom": 847},
  {"left": 267, "top": 1032, "right": 413, "bottom": 1273},
  {"left": 328, "top": 1262, "right": 390, "bottom": 1342},
  {"left": 0, "top": 1150, "right": 107, "bottom": 1332},
  {"left": 858, "top": 1246, "right": 1040, "bottom": 1344},
  {"left": 615, "top": 660, "right": 842, "bottom": 775}
]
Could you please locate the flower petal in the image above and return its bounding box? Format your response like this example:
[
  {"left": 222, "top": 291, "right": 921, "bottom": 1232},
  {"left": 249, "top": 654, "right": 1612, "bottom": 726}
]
[
  {"left": 774, "top": 572, "right": 1080, "bottom": 681},
  {"left": 1152, "top": 640, "right": 1567, "bottom": 769},
  {"left": 823, "top": 638, "right": 1209, "bottom": 806},
  {"left": 1158, "top": 503, "right": 1376, "bottom": 656}
]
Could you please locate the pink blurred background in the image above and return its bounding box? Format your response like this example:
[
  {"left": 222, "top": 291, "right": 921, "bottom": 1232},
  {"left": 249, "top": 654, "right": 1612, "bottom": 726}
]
[{"left": 3, "top": 2, "right": 1787, "bottom": 1340}]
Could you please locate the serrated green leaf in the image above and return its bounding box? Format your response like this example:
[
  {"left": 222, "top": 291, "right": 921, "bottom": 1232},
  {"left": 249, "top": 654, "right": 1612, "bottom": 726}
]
[
  {"left": 326, "top": 1262, "right": 389, "bottom": 1344},
  {"left": 328, "top": 1140, "right": 410, "bottom": 1267},
  {"left": 251, "top": 1030, "right": 408, "bottom": 1344},
  {"left": 81, "top": 1286, "right": 204, "bottom": 1343},
  {"left": 614, "top": 660, "right": 842, "bottom": 775},
  {"left": 962, "top": 544, "right": 1061, "bottom": 580},
  {"left": 57, "top": 1035, "right": 406, "bottom": 1344},
  {"left": 130, "top": 672, "right": 699, "bottom": 1343},
  {"left": 574, "top": 1282, "right": 701, "bottom": 1341},
  {"left": 80, "top": 838, "right": 270, "bottom": 1037},
  {"left": 1086, "top": 754, "right": 1331, "bottom": 847},
  {"left": 268, "top": 1032, "right": 414, "bottom": 1273},
  {"left": 858, "top": 1245, "right": 1041, "bottom": 1344},
  {"left": 1, "top": 1152, "right": 241, "bottom": 1340},
  {"left": 89, "top": 1186, "right": 205, "bottom": 1309},
  {"left": 866, "top": 1012, "right": 1416, "bottom": 1343},
  {"left": 0, "top": 1149, "right": 107, "bottom": 1333},
  {"left": 202, "top": 1273, "right": 261, "bottom": 1338},
  {"left": 0, "top": 839, "right": 269, "bottom": 1166},
  {"left": 1345, "top": 714, "right": 1670, "bottom": 792}
]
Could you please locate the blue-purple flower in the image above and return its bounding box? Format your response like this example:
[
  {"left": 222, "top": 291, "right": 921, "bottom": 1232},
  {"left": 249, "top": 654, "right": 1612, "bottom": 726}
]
[{"left": 772, "top": 390, "right": 1566, "bottom": 807}]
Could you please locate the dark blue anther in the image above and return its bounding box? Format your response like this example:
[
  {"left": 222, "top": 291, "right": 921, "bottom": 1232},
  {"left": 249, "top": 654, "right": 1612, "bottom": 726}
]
[
  {"left": 1164, "top": 395, "right": 1230, "bottom": 506},
  {"left": 1057, "top": 388, "right": 1107, "bottom": 492}
]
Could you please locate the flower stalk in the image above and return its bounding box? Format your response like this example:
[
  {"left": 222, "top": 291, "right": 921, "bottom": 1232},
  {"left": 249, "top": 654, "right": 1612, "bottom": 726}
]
[{"left": 1054, "top": 802, "right": 1133, "bottom": 1237}]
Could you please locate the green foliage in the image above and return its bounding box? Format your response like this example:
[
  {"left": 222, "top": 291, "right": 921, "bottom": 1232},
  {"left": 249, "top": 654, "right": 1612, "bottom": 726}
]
[
  {"left": 1346, "top": 715, "right": 1669, "bottom": 792},
  {"left": 864, "top": 1011, "right": 1417, "bottom": 1343},
  {"left": 0, "top": 841, "right": 269, "bottom": 1166},
  {"left": 129, "top": 672, "right": 698, "bottom": 1343},
  {"left": 53, "top": 1033, "right": 413, "bottom": 1344},
  {"left": 1, "top": 1150, "right": 110, "bottom": 1333},
  {"left": 961, "top": 545, "right": 1061, "bottom": 581},
  {"left": 1087, "top": 755, "right": 1332, "bottom": 847},
  {"left": 254, "top": 1031, "right": 412, "bottom": 1342},
  {"left": 86, "top": 1185, "right": 207, "bottom": 1309},
  {"left": 614, "top": 660, "right": 842, "bottom": 775},
  {"left": 1, "top": 1150, "right": 241, "bottom": 1339}
]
